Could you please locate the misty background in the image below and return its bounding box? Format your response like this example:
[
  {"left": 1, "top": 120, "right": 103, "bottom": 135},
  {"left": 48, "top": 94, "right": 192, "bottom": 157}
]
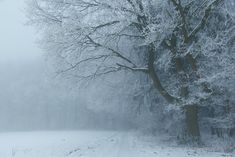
[{"left": 0, "top": 0, "right": 134, "bottom": 132}]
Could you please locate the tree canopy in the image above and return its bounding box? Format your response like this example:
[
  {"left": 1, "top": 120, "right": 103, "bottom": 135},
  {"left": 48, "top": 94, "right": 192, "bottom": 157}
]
[{"left": 27, "top": 0, "right": 235, "bottom": 143}]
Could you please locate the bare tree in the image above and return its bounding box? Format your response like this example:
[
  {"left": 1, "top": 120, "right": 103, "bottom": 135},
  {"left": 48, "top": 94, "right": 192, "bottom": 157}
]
[{"left": 27, "top": 0, "right": 235, "bottom": 141}]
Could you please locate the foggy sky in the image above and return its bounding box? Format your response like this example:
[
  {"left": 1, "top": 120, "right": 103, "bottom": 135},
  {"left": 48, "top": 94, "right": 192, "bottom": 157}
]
[{"left": 0, "top": 0, "right": 41, "bottom": 63}]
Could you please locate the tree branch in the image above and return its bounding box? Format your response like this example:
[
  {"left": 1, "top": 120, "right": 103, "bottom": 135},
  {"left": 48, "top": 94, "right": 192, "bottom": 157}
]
[
  {"left": 57, "top": 55, "right": 109, "bottom": 74},
  {"left": 71, "top": 67, "right": 122, "bottom": 81},
  {"left": 91, "top": 21, "right": 120, "bottom": 31},
  {"left": 170, "top": 0, "right": 189, "bottom": 42},
  {"left": 86, "top": 35, "right": 137, "bottom": 67},
  {"left": 148, "top": 44, "right": 179, "bottom": 103},
  {"left": 116, "top": 63, "right": 148, "bottom": 73},
  {"left": 188, "top": 0, "right": 224, "bottom": 40}
]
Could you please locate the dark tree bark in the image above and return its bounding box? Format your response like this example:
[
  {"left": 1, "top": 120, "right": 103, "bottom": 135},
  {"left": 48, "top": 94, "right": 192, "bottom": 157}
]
[
  {"left": 148, "top": 44, "right": 179, "bottom": 103},
  {"left": 184, "top": 105, "right": 200, "bottom": 140}
]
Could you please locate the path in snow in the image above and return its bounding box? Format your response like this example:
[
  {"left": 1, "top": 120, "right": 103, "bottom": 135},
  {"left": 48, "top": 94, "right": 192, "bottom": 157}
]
[{"left": 0, "top": 131, "right": 233, "bottom": 157}]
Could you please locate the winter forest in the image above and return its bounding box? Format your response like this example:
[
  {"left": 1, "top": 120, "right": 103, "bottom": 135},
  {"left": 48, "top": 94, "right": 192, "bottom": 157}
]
[{"left": 0, "top": 0, "right": 234, "bottom": 157}]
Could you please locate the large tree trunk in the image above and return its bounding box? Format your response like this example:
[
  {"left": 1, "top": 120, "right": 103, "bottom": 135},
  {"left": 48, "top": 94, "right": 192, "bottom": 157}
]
[
  {"left": 147, "top": 44, "right": 201, "bottom": 142},
  {"left": 184, "top": 104, "right": 200, "bottom": 140}
]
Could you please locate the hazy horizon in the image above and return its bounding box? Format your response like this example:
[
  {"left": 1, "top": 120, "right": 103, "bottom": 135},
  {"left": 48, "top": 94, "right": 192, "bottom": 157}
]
[{"left": 0, "top": 0, "right": 42, "bottom": 63}]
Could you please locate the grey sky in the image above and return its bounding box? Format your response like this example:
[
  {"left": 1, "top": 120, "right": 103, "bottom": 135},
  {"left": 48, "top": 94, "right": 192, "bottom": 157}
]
[{"left": 0, "top": 0, "right": 42, "bottom": 63}]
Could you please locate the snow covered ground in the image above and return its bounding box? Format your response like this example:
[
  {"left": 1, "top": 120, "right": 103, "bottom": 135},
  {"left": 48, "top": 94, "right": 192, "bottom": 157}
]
[{"left": 0, "top": 131, "right": 233, "bottom": 157}]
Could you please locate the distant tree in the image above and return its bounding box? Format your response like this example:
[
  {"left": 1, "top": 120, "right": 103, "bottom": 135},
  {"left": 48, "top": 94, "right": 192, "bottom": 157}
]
[{"left": 27, "top": 0, "right": 235, "bottom": 142}]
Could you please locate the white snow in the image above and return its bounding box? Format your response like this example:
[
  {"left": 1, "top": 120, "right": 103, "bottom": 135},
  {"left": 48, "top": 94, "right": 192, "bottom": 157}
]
[{"left": 0, "top": 131, "right": 233, "bottom": 157}]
